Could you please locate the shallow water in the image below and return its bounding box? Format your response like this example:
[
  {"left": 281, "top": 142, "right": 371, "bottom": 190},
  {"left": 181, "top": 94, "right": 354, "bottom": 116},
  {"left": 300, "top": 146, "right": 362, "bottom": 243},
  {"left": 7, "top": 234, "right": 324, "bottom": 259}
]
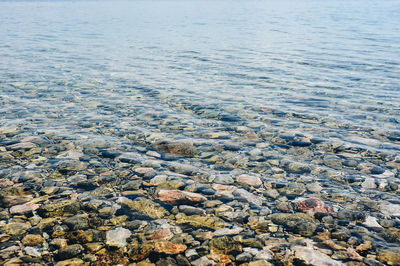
[{"left": 1, "top": 0, "right": 400, "bottom": 265}]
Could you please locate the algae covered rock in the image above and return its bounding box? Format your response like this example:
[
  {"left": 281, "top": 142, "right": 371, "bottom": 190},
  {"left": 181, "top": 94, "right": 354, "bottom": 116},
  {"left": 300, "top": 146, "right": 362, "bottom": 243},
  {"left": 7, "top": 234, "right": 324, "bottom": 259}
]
[
  {"left": 37, "top": 200, "right": 80, "bottom": 217},
  {"left": 270, "top": 213, "right": 317, "bottom": 236},
  {"left": 118, "top": 197, "right": 168, "bottom": 219},
  {"left": 153, "top": 140, "right": 197, "bottom": 157},
  {"left": 175, "top": 213, "right": 225, "bottom": 229},
  {"left": 210, "top": 236, "right": 243, "bottom": 255},
  {"left": 377, "top": 247, "right": 400, "bottom": 265}
]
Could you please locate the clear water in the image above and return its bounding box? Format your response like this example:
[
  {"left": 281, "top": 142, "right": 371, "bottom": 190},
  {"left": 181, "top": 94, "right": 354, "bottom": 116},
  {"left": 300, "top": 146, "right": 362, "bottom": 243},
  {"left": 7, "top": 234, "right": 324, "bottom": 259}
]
[{"left": 1, "top": 0, "right": 400, "bottom": 156}]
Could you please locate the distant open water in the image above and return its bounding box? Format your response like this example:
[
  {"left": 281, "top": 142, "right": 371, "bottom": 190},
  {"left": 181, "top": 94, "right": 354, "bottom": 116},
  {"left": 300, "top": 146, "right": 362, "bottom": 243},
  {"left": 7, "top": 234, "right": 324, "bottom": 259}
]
[{"left": 0, "top": 0, "right": 399, "bottom": 153}]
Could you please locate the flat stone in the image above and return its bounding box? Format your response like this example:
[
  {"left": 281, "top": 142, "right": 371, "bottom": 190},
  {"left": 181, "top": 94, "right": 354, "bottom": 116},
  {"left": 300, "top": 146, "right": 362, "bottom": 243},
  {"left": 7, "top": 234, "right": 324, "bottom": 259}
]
[
  {"left": 1, "top": 222, "right": 31, "bottom": 235},
  {"left": 57, "top": 160, "right": 88, "bottom": 172},
  {"left": 248, "top": 261, "right": 273, "bottom": 266},
  {"left": 50, "top": 238, "right": 68, "bottom": 249},
  {"left": 270, "top": 213, "right": 317, "bottom": 237},
  {"left": 179, "top": 205, "right": 206, "bottom": 216},
  {"left": 292, "top": 246, "right": 344, "bottom": 266},
  {"left": 213, "top": 175, "right": 234, "bottom": 185},
  {"left": 361, "top": 177, "right": 376, "bottom": 189},
  {"left": 22, "top": 234, "right": 45, "bottom": 246},
  {"left": 9, "top": 202, "right": 40, "bottom": 215},
  {"left": 285, "top": 162, "right": 311, "bottom": 174},
  {"left": 233, "top": 189, "right": 263, "bottom": 206},
  {"left": 362, "top": 216, "right": 382, "bottom": 229},
  {"left": 153, "top": 140, "right": 197, "bottom": 157},
  {"left": 156, "top": 189, "right": 206, "bottom": 205},
  {"left": 55, "top": 258, "right": 85, "bottom": 266},
  {"left": 377, "top": 247, "right": 400, "bottom": 265},
  {"left": 380, "top": 202, "right": 400, "bottom": 217},
  {"left": 106, "top": 227, "right": 132, "bottom": 248},
  {"left": 55, "top": 244, "right": 84, "bottom": 261},
  {"left": 175, "top": 213, "right": 225, "bottom": 230},
  {"left": 236, "top": 174, "right": 262, "bottom": 187},
  {"left": 118, "top": 197, "right": 168, "bottom": 219},
  {"left": 24, "top": 246, "right": 41, "bottom": 257},
  {"left": 212, "top": 227, "right": 244, "bottom": 237},
  {"left": 63, "top": 216, "right": 89, "bottom": 231},
  {"left": 154, "top": 240, "right": 187, "bottom": 254},
  {"left": 9, "top": 142, "right": 37, "bottom": 150},
  {"left": 191, "top": 256, "right": 217, "bottom": 266}
]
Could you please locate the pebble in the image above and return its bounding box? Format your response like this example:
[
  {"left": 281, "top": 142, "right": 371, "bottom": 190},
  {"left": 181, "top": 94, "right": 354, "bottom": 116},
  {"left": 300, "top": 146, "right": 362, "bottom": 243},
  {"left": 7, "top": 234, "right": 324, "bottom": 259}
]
[
  {"left": 156, "top": 189, "right": 207, "bottom": 205},
  {"left": 236, "top": 174, "right": 262, "bottom": 187},
  {"left": 292, "top": 246, "right": 344, "bottom": 266},
  {"left": 233, "top": 188, "right": 263, "bottom": 206},
  {"left": 9, "top": 202, "right": 40, "bottom": 215},
  {"left": 22, "top": 234, "right": 45, "bottom": 246},
  {"left": 106, "top": 227, "right": 132, "bottom": 248},
  {"left": 24, "top": 246, "right": 41, "bottom": 257}
]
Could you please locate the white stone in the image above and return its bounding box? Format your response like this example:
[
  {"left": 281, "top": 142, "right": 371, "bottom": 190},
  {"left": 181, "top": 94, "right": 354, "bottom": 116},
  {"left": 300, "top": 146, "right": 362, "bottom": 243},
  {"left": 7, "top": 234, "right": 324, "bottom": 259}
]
[
  {"left": 10, "top": 203, "right": 40, "bottom": 215},
  {"left": 362, "top": 216, "right": 382, "bottom": 229},
  {"left": 191, "top": 256, "right": 216, "bottom": 266},
  {"left": 24, "top": 247, "right": 41, "bottom": 257},
  {"left": 212, "top": 227, "right": 244, "bottom": 237},
  {"left": 293, "top": 246, "right": 344, "bottom": 266},
  {"left": 233, "top": 188, "right": 263, "bottom": 206},
  {"left": 361, "top": 177, "right": 376, "bottom": 189},
  {"left": 106, "top": 227, "right": 132, "bottom": 248},
  {"left": 381, "top": 202, "right": 400, "bottom": 217}
]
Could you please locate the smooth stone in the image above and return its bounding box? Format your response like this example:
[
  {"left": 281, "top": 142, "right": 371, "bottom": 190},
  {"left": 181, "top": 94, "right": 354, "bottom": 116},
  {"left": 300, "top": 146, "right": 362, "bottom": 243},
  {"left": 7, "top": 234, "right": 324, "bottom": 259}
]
[
  {"left": 56, "top": 160, "right": 88, "bottom": 172},
  {"left": 9, "top": 202, "right": 40, "bottom": 215},
  {"left": 118, "top": 197, "right": 168, "bottom": 219},
  {"left": 156, "top": 189, "right": 207, "bottom": 205},
  {"left": 270, "top": 213, "right": 317, "bottom": 237},
  {"left": 292, "top": 246, "right": 344, "bottom": 266},
  {"left": 153, "top": 240, "right": 187, "bottom": 254},
  {"left": 362, "top": 216, "right": 382, "bottom": 229},
  {"left": 191, "top": 256, "right": 216, "bottom": 266},
  {"left": 213, "top": 174, "right": 234, "bottom": 185},
  {"left": 179, "top": 205, "right": 206, "bottom": 216},
  {"left": 56, "top": 244, "right": 84, "bottom": 261},
  {"left": 1, "top": 222, "right": 31, "bottom": 235},
  {"left": 233, "top": 188, "right": 263, "bottom": 206},
  {"left": 175, "top": 213, "right": 225, "bottom": 230},
  {"left": 50, "top": 238, "right": 68, "bottom": 249},
  {"left": 213, "top": 227, "right": 244, "bottom": 237},
  {"left": 106, "top": 227, "right": 132, "bottom": 248},
  {"left": 24, "top": 246, "right": 41, "bottom": 257},
  {"left": 377, "top": 248, "right": 400, "bottom": 265},
  {"left": 168, "top": 162, "right": 198, "bottom": 176},
  {"left": 55, "top": 258, "right": 85, "bottom": 266},
  {"left": 153, "top": 140, "right": 197, "bottom": 157},
  {"left": 22, "top": 234, "right": 45, "bottom": 246},
  {"left": 63, "top": 216, "right": 89, "bottom": 231},
  {"left": 9, "top": 142, "right": 37, "bottom": 150},
  {"left": 362, "top": 177, "right": 377, "bottom": 189},
  {"left": 380, "top": 202, "right": 400, "bottom": 217},
  {"left": 285, "top": 162, "right": 312, "bottom": 173},
  {"left": 306, "top": 183, "right": 323, "bottom": 193},
  {"left": 237, "top": 174, "right": 262, "bottom": 187},
  {"left": 37, "top": 200, "right": 80, "bottom": 217},
  {"left": 148, "top": 175, "right": 168, "bottom": 185},
  {"left": 248, "top": 261, "right": 273, "bottom": 266}
]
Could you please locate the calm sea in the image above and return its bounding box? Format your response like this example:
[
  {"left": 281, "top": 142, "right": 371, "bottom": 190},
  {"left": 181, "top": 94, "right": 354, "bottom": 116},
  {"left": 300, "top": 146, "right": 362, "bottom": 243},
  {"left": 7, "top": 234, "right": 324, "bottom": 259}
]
[{"left": 1, "top": 0, "right": 399, "bottom": 153}]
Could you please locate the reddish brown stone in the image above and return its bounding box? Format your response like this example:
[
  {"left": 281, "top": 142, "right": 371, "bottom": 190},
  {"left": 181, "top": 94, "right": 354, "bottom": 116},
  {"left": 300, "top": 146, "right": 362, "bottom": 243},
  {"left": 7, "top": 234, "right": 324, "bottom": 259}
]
[
  {"left": 295, "top": 198, "right": 337, "bottom": 218},
  {"left": 156, "top": 189, "right": 206, "bottom": 205}
]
